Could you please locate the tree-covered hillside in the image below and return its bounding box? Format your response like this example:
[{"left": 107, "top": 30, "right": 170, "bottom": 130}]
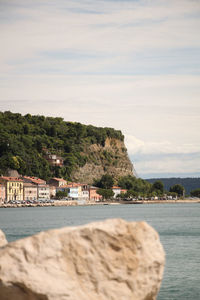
[{"left": 0, "top": 111, "right": 124, "bottom": 180}]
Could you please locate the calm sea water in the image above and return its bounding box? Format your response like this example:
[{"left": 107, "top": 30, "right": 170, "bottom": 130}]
[{"left": 0, "top": 203, "right": 199, "bottom": 299}]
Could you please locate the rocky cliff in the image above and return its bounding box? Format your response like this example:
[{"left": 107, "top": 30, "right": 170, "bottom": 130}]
[
  {"left": 72, "top": 137, "right": 134, "bottom": 183},
  {"left": 0, "top": 219, "right": 165, "bottom": 300}
]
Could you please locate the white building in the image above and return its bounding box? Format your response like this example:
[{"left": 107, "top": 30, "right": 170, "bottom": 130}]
[
  {"left": 38, "top": 184, "right": 50, "bottom": 200},
  {"left": 68, "top": 185, "right": 81, "bottom": 199},
  {"left": 112, "top": 186, "right": 122, "bottom": 198}
]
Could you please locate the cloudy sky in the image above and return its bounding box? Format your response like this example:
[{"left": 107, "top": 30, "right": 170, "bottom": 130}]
[{"left": 0, "top": 0, "right": 200, "bottom": 178}]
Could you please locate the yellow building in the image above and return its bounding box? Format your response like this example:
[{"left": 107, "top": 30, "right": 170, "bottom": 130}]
[{"left": 0, "top": 177, "right": 24, "bottom": 202}]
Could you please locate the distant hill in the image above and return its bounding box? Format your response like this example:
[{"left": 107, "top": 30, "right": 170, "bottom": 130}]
[
  {"left": 0, "top": 111, "right": 134, "bottom": 182},
  {"left": 146, "top": 178, "right": 200, "bottom": 195}
]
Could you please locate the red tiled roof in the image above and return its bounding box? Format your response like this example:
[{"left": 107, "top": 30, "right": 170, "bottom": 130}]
[
  {"left": 0, "top": 176, "right": 23, "bottom": 182},
  {"left": 52, "top": 177, "right": 66, "bottom": 182},
  {"left": 65, "top": 183, "right": 79, "bottom": 188},
  {"left": 23, "top": 176, "right": 46, "bottom": 184},
  {"left": 38, "top": 184, "right": 49, "bottom": 188},
  {"left": 23, "top": 183, "right": 37, "bottom": 187},
  {"left": 112, "top": 186, "right": 121, "bottom": 189},
  {"left": 56, "top": 184, "right": 70, "bottom": 188}
]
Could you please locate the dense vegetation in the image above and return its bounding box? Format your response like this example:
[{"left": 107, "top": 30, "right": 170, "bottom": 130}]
[
  {"left": 146, "top": 177, "right": 200, "bottom": 195},
  {"left": 0, "top": 111, "right": 124, "bottom": 180},
  {"left": 190, "top": 188, "right": 200, "bottom": 198},
  {"left": 95, "top": 174, "right": 184, "bottom": 199}
]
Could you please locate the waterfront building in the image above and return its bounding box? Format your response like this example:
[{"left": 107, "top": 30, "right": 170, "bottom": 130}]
[
  {"left": 38, "top": 184, "right": 50, "bottom": 200},
  {"left": 0, "top": 177, "right": 23, "bottom": 202},
  {"left": 23, "top": 183, "right": 37, "bottom": 201},
  {"left": 22, "top": 176, "right": 50, "bottom": 200},
  {"left": 80, "top": 184, "right": 90, "bottom": 201},
  {"left": 0, "top": 184, "right": 5, "bottom": 204},
  {"left": 68, "top": 183, "right": 82, "bottom": 199},
  {"left": 89, "top": 186, "right": 102, "bottom": 202},
  {"left": 112, "top": 186, "right": 122, "bottom": 198},
  {"left": 49, "top": 185, "right": 56, "bottom": 198}
]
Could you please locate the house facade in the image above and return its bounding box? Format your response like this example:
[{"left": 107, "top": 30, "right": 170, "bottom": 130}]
[
  {"left": 22, "top": 176, "right": 50, "bottom": 200},
  {"left": 45, "top": 154, "right": 64, "bottom": 167},
  {"left": 68, "top": 184, "right": 82, "bottom": 199},
  {"left": 0, "top": 184, "right": 5, "bottom": 204},
  {"left": 38, "top": 184, "right": 50, "bottom": 200},
  {"left": 0, "top": 177, "right": 23, "bottom": 202},
  {"left": 112, "top": 186, "right": 122, "bottom": 198},
  {"left": 89, "top": 186, "right": 102, "bottom": 202},
  {"left": 49, "top": 177, "right": 67, "bottom": 187},
  {"left": 23, "top": 183, "right": 37, "bottom": 201},
  {"left": 49, "top": 185, "right": 56, "bottom": 198}
]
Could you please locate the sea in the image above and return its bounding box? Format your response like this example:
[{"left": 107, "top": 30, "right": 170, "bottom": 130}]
[{"left": 0, "top": 203, "right": 199, "bottom": 300}]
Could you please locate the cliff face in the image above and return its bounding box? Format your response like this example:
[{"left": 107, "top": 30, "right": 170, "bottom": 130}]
[{"left": 72, "top": 137, "right": 134, "bottom": 183}]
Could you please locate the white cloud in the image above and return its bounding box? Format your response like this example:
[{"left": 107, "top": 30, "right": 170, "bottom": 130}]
[
  {"left": 125, "top": 134, "right": 200, "bottom": 155},
  {"left": 125, "top": 134, "right": 200, "bottom": 177},
  {"left": 0, "top": 0, "right": 200, "bottom": 177},
  {"left": 134, "top": 153, "right": 200, "bottom": 177},
  {"left": 1, "top": 0, "right": 200, "bottom": 69}
]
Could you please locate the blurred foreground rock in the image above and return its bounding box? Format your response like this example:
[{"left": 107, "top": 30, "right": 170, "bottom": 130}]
[
  {"left": 0, "top": 229, "right": 7, "bottom": 247},
  {"left": 0, "top": 219, "right": 165, "bottom": 300}
]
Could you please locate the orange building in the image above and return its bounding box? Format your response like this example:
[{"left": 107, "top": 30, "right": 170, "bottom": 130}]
[{"left": 89, "top": 186, "right": 102, "bottom": 202}]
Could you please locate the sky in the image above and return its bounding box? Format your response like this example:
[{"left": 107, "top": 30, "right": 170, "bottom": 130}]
[{"left": 0, "top": 0, "right": 200, "bottom": 178}]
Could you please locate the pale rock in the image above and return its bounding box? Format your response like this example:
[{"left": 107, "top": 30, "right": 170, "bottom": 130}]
[
  {"left": 0, "top": 219, "right": 165, "bottom": 300},
  {"left": 0, "top": 229, "right": 7, "bottom": 247}
]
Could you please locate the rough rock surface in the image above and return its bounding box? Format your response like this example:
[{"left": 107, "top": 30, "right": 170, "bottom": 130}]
[
  {"left": 72, "top": 137, "right": 135, "bottom": 183},
  {"left": 0, "top": 229, "right": 7, "bottom": 248},
  {"left": 0, "top": 219, "right": 165, "bottom": 300}
]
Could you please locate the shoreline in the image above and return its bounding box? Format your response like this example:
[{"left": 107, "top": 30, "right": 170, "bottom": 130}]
[{"left": 0, "top": 198, "right": 200, "bottom": 208}]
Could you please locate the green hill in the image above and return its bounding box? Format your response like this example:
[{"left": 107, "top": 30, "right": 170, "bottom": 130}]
[{"left": 0, "top": 111, "right": 133, "bottom": 182}]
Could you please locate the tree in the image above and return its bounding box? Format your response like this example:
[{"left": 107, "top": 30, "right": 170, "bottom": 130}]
[
  {"left": 126, "top": 189, "right": 138, "bottom": 198},
  {"left": 95, "top": 174, "right": 114, "bottom": 189},
  {"left": 190, "top": 188, "right": 200, "bottom": 198},
  {"left": 56, "top": 190, "right": 68, "bottom": 199},
  {"left": 169, "top": 184, "right": 185, "bottom": 197},
  {"left": 118, "top": 175, "right": 135, "bottom": 190},
  {"left": 96, "top": 188, "right": 114, "bottom": 200},
  {"left": 118, "top": 175, "right": 152, "bottom": 197},
  {"left": 152, "top": 180, "right": 164, "bottom": 194}
]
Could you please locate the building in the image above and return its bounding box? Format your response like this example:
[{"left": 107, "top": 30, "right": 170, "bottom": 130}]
[
  {"left": 49, "top": 178, "right": 67, "bottom": 187},
  {"left": 0, "top": 184, "right": 5, "bottom": 204},
  {"left": 89, "top": 186, "right": 102, "bottom": 202},
  {"left": 22, "top": 176, "right": 46, "bottom": 185},
  {"left": 112, "top": 186, "right": 122, "bottom": 198},
  {"left": 43, "top": 148, "right": 64, "bottom": 167},
  {"left": 23, "top": 183, "right": 37, "bottom": 201},
  {"left": 0, "top": 177, "right": 23, "bottom": 202},
  {"left": 38, "top": 184, "right": 50, "bottom": 200},
  {"left": 45, "top": 154, "right": 64, "bottom": 167},
  {"left": 22, "top": 176, "right": 50, "bottom": 200},
  {"left": 68, "top": 183, "right": 82, "bottom": 199},
  {"left": 80, "top": 184, "right": 89, "bottom": 201},
  {"left": 49, "top": 185, "right": 56, "bottom": 198}
]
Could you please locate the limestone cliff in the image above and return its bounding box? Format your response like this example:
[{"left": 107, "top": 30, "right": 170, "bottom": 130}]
[{"left": 72, "top": 137, "right": 134, "bottom": 183}]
